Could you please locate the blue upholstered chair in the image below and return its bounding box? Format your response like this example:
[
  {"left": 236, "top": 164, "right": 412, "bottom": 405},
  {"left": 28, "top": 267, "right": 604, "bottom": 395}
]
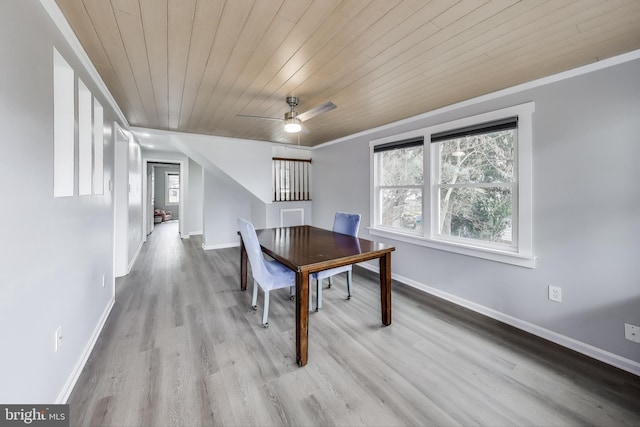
[
  {"left": 311, "top": 212, "right": 361, "bottom": 311},
  {"left": 237, "top": 218, "right": 295, "bottom": 328}
]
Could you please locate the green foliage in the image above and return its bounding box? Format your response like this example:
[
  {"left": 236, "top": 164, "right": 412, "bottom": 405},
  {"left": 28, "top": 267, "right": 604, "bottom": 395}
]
[{"left": 440, "top": 130, "right": 515, "bottom": 244}]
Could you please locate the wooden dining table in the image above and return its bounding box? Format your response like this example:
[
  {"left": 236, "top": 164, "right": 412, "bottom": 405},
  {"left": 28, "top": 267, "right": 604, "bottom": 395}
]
[{"left": 239, "top": 225, "right": 396, "bottom": 366}]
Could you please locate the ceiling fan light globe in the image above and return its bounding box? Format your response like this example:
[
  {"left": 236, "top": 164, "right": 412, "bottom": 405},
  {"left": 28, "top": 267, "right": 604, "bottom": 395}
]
[{"left": 284, "top": 118, "right": 302, "bottom": 133}]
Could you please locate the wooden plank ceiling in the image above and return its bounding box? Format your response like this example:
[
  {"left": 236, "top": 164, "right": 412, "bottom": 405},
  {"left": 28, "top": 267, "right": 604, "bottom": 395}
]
[{"left": 56, "top": 0, "right": 640, "bottom": 146}]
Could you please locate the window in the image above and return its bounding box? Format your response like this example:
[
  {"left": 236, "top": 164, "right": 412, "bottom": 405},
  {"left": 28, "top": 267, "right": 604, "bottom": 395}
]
[
  {"left": 165, "top": 172, "right": 179, "bottom": 206},
  {"left": 53, "top": 48, "right": 74, "bottom": 197},
  {"left": 373, "top": 137, "right": 424, "bottom": 233},
  {"left": 433, "top": 117, "right": 517, "bottom": 249},
  {"left": 78, "top": 79, "right": 92, "bottom": 196},
  {"left": 273, "top": 158, "right": 311, "bottom": 201},
  {"left": 370, "top": 103, "right": 534, "bottom": 267},
  {"left": 92, "top": 99, "right": 104, "bottom": 195}
]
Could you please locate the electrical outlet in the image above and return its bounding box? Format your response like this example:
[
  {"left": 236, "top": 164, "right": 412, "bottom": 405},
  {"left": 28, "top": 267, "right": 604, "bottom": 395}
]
[
  {"left": 54, "top": 326, "right": 63, "bottom": 352},
  {"left": 625, "top": 323, "right": 640, "bottom": 343},
  {"left": 548, "top": 285, "right": 562, "bottom": 302}
]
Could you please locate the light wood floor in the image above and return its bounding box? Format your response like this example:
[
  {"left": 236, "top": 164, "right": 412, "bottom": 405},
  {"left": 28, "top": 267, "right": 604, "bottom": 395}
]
[{"left": 68, "top": 221, "right": 640, "bottom": 426}]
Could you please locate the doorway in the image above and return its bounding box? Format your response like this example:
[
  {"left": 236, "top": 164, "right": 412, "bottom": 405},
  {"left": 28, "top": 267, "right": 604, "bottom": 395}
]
[{"left": 145, "top": 160, "right": 183, "bottom": 238}]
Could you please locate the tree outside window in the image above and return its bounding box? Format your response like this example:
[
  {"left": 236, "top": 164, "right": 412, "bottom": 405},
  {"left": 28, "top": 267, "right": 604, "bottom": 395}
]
[
  {"left": 436, "top": 127, "right": 516, "bottom": 247},
  {"left": 376, "top": 143, "right": 423, "bottom": 233}
]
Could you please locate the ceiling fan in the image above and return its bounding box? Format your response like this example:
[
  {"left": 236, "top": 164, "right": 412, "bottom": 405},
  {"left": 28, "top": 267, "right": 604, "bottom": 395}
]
[{"left": 238, "top": 97, "right": 336, "bottom": 134}]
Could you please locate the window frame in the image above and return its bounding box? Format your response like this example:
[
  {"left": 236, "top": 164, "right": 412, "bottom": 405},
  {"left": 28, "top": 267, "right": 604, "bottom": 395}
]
[
  {"left": 165, "top": 171, "right": 180, "bottom": 206},
  {"left": 370, "top": 103, "right": 535, "bottom": 268},
  {"left": 372, "top": 132, "right": 425, "bottom": 236}
]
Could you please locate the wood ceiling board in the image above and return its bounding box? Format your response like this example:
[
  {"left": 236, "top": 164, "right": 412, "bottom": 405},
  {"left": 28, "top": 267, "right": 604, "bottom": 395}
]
[
  {"left": 295, "top": 1, "right": 507, "bottom": 117},
  {"left": 186, "top": 0, "right": 254, "bottom": 131},
  {"left": 94, "top": 63, "right": 141, "bottom": 125},
  {"left": 81, "top": 0, "right": 149, "bottom": 125},
  {"left": 178, "top": 0, "right": 225, "bottom": 130},
  {"left": 204, "top": 16, "right": 298, "bottom": 133},
  {"left": 212, "top": 0, "right": 375, "bottom": 134},
  {"left": 54, "top": 0, "right": 640, "bottom": 146},
  {"left": 431, "top": 0, "right": 491, "bottom": 29},
  {"left": 55, "top": 0, "right": 111, "bottom": 68},
  {"left": 196, "top": 1, "right": 285, "bottom": 133},
  {"left": 140, "top": 0, "right": 169, "bottom": 129},
  {"left": 346, "top": 1, "right": 562, "bottom": 112},
  {"left": 113, "top": 6, "right": 160, "bottom": 125},
  {"left": 276, "top": 0, "right": 314, "bottom": 24},
  {"left": 485, "top": 0, "right": 626, "bottom": 58},
  {"left": 576, "top": 0, "right": 640, "bottom": 34},
  {"left": 166, "top": 0, "right": 197, "bottom": 129},
  {"left": 312, "top": 0, "right": 586, "bottom": 124},
  {"left": 226, "top": 0, "right": 343, "bottom": 121},
  {"left": 359, "top": 1, "right": 455, "bottom": 59},
  {"left": 274, "top": 0, "right": 421, "bottom": 105},
  {"left": 299, "top": 1, "right": 455, "bottom": 102},
  {"left": 375, "top": 22, "right": 635, "bottom": 119},
  {"left": 111, "top": 0, "right": 140, "bottom": 17}
]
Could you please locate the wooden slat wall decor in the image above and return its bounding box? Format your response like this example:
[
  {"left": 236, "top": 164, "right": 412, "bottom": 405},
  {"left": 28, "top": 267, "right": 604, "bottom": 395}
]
[
  {"left": 273, "top": 157, "right": 311, "bottom": 202},
  {"left": 55, "top": 0, "right": 640, "bottom": 146}
]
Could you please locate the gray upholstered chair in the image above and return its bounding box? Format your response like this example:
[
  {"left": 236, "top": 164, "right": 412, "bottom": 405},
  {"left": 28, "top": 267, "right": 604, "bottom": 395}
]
[
  {"left": 237, "top": 218, "right": 295, "bottom": 327},
  {"left": 311, "top": 212, "right": 361, "bottom": 311}
]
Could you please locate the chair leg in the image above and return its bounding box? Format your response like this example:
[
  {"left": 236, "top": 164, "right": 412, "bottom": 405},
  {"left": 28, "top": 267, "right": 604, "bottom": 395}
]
[
  {"left": 346, "top": 271, "right": 352, "bottom": 300},
  {"left": 309, "top": 281, "right": 314, "bottom": 312},
  {"left": 327, "top": 277, "right": 332, "bottom": 288},
  {"left": 290, "top": 285, "right": 295, "bottom": 301},
  {"left": 316, "top": 278, "right": 322, "bottom": 311},
  {"left": 262, "top": 290, "right": 270, "bottom": 328},
  {"left": 252, "top": 280, "right": 259, "bottom": 309}
]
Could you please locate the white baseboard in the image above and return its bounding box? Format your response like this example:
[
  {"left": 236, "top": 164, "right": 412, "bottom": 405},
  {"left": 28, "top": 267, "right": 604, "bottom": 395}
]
[
  {"left": 189, "top": 230, "right": 203, "bottom": 236},
  {"left": 126, "top": 240, "right": 144, "bottom": 275},
  {"left": 56, "top": 297, "right": 115, "bottom": 403},
  {"left": 201, "top": 242, "right": 240, "bottom": 250},
  {"left": 358, "top": 263, "right": 640, "bottom": 377}
]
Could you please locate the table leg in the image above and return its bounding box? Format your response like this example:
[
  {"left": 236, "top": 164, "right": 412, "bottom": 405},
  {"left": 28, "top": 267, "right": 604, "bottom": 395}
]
[
  {"left": 380, "top": 253, "right": 392, "bottom": 326},
  {"left": 296, "top": 271, "right": 309, "bottom": 366},
  {"left": 240, "top": 238, "right": 247, "bottom": 291}
]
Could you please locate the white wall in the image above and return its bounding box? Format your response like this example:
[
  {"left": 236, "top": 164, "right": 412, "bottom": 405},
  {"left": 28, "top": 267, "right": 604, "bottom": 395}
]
[
  {"left": 312, "top": 54, "right": 640, "bottom": 373},
  {"left": 173, "top": 132, "right": 274, "bottom": 202},
  {"left": 187, "top": 159, "right": 203, "bottom": 236},
  {"left": 0, "top": 1, "right": 125, "bottom": 402},
  {"left": 202, "top": 168, "right": 252, "bottom": 249}
]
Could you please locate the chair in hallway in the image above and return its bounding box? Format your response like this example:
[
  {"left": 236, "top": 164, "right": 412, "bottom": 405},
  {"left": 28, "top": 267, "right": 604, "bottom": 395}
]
[
  {"left": 311, "top": 212, "right": 361, "bottom": 311},
  {"left": 237, "top": 218, "right": 295, "bottom": 328}
]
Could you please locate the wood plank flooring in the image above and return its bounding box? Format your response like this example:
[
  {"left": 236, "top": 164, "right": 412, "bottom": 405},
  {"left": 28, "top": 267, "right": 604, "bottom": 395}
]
[{"left": 68, "top": 221, "right": 640, "bottom": 426}]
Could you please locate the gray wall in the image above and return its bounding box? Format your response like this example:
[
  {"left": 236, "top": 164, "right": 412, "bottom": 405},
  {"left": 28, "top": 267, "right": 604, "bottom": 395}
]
[
  {"left": 153, "top": 164, "right": 180, "bottom": 220},
  {"left": 312, "top": 57, "right": 640, "bottom": 370},
  {"left": 0, "top": 1, "right": 125, "bottom": 402}
]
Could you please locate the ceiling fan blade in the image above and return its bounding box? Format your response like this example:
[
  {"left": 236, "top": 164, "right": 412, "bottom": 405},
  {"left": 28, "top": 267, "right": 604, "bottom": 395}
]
[
  {"left": 297, "top": 101, "right": 336, "bottom": 122},
  {"left": 237, "top": 114, "right": 282, "bottom": 122}
]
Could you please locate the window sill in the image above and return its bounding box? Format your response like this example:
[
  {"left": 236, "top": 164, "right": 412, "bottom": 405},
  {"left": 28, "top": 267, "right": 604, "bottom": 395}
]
[{"left": 368, "top": 227, "right": 536, "bottom": 268}]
